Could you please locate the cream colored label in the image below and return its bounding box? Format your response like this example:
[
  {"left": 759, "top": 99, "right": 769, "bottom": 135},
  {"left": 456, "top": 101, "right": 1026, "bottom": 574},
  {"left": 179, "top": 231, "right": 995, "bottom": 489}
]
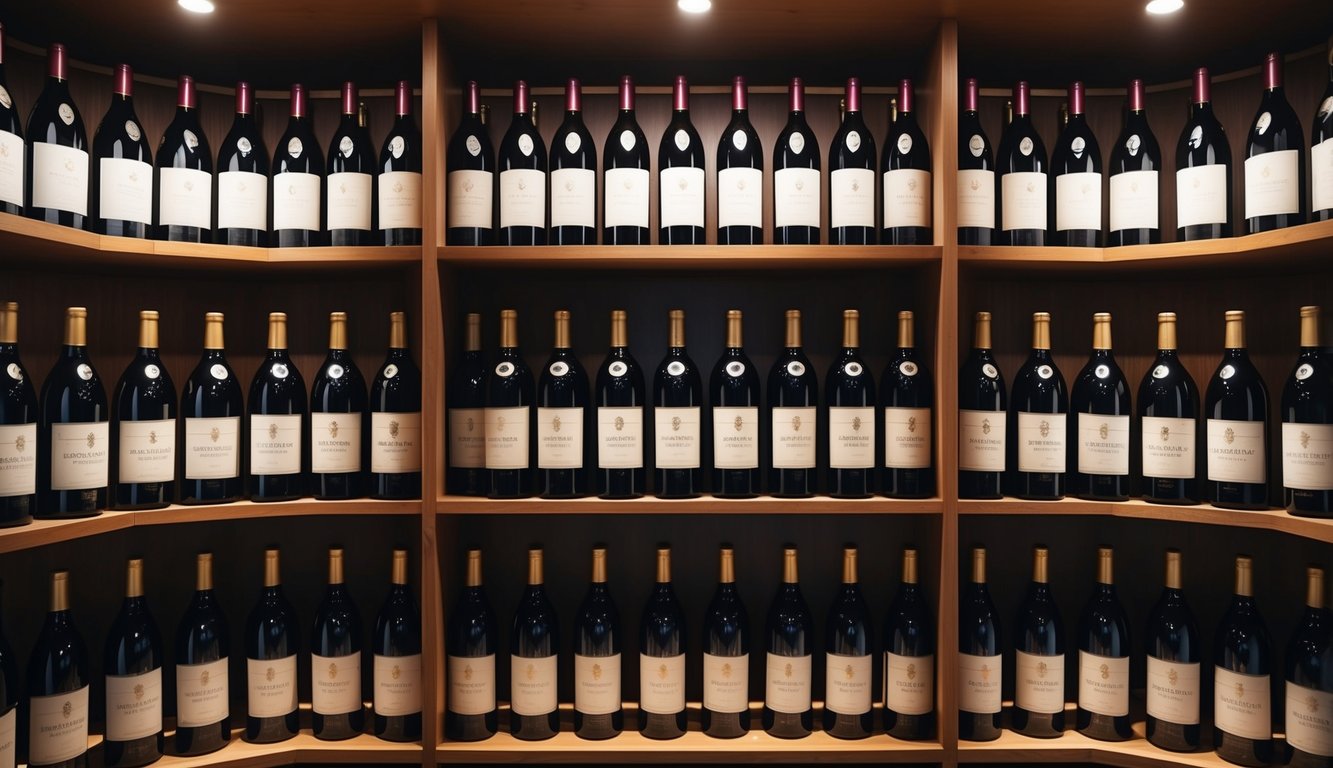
[
  {"left": 1015, "top": 650, "right": 1065, "bottom": 714},
  {"left": 655, "top": 406, "right": 701, "bottom": 469},
  {"left": 118, "top": 418, "right": 175, "bottom": 484},
  {"left": 272, "top": 171, "right": 321, "bottom": 230},
  {"left": 176, "top": 658, "right": 230, "bottom": 727},
  {"left": 1207, "top": 418, "right": 1265, "bottom": 484},
  {"left": 885, "top": 406, "right": 931, "bottom": 469},
  {"left": 28, "top": 686, "right": 88, "bottom": 764},
  {"left": 1054, "top": 171, "right": 1102, "bottom": 231},
  {"left": 1017, "top": 412, "right": 1066, "bottom": 472},
  {"left": 639, "top": 653, "right": 686, "bottom": 714},
  {"left": 718, "top": 167, "right": 763, "bottom": 228},
  {"left": 957, "top": 169, "right": 996, "bottom": 229},
  {"left": 958, "top": 653, "right": 1002, "bottom": 714},
  {"left": 829, "top": 406, "right": 875, "bottom": 469},
  {"left": 158, "top": 167, "right": 212, "bottom": 228},
  {"left": 1146, "top": 655, "right": 1200, "bottom": 725},
  {"left": 1142, "top": 416, "right": 1195, "bottom": 478},
  {"left": 774, "top": 167, "right": 820, "bottom": 228},
  {"left": 1214, "top": 666, "right": 1271, "bottom": 740},
  {"left": 0, "top": 423, "right": 37, "bottom": 496},
  {"left": 499, "top": 169, "right": 545, "bottom": 228},
  {"left": 1313, "top": 139, "right": 1333, "bottom": 213},
  {"left": 50, "top": 421, "right": 109, "bottom": 491},
  {"left": 372, "top": 411, "right": 421, "bottom": 473},
  {"left": 449, "top": 408, "right": 486, "bottom": 468},
  {"left": 484, "top": 406, "right": 529, "bottom": 470},
  {"left": 105, "top": 667, "right": 162, "bottom": 741},
  {"left": 1077, "top": 413, "right": 1129, "bottom": 475},
  {"left": 1001, "top": 171, "right": 1047, "bottom": 231},
  {"left": 1078, "top": 650, "right": 1128, "bottom": 717},
  {"left": 185, "top": 416, "right": 240, "bottom": 480},
  {"left": 0, "top": 129, "right": 24, "bottom": 207},
  {"left": 447, "top": 654, "right": 495, "bottom": 716},
  {"left": 510, "top": 655, "right": 557, "bottom": 716},
  {"left": 959, "top": 409, "right": 1006, "bottom": 472},
  {"left": 765, "top": 653, "right": 812, "bottom": 714},
  {"left": 1176, "top": 164, "right": 1228, "bottom": 227},
  {"left": 830, "top": 168, "right": 875, "bottom": 228},
  {"left": 312, "top": 652, "right": 362, "bottom": 715},
  {"left": 598, "top": 407, "right": 643, "bottom": 469},
  {"left": 247, "top": 656, "right": 297, "bottom": 718},
  {"left": 1109, "top": 170, "right": 1158, "bottom": 231},
  {"left": 885, "top": 652, "right": 933, "bottom": 716},
  {"left": 1286, "top": 680, "right": 1333, "bottom": 757},
  {"left": 771, "top": 406, "right": 816, "bottom": 469},
  {"left": 98, "top": 157, "right": 152, "bottom": 224},
  {"left": 250, "top": 413, "right": 302, "bottom": 475},
  {"left": 550, "top": 168, "right": 596, "bottom": 228},
  {"left": 825, "top": 652, "right": 872, "bottom": 715},
  {"left": 574, "top": 653, "right": 621, "bottom": 715},
  {"left": 1244, "top": 149, "right": 1299, "bottom": 219},
  {"left": 217, "top": 170, "right": 268, "bottom": 230},
  {"left": 377, "top": 171, "right": 421, "bottom": 229},
  {"left": 374, "top": 653, "right": 422, "bottom": 716},
  {"left": 603, "top": 167, "right": 650, "bottom": 228},
  {"left": 883, "top": 168, "right": 931, "bottom": 228},
  {"left": 326, "top": 171, "right": 372, "bottom": 230},
  {"left": 1283, "top": 422, "right": 1333, "bottom": 490},
  {"left": 447, "top": 170, "right": 493, "bottom": 229},
  {"left": 536, "top": 407, "right": 582, "bottom": 469},
  {"left": 32, "top": 142, "right": 89, "bottom": 216},
  {"left": 0, "top": 707, "right": 14, "bottom": 768},
  {"left": 659, "top": 166, "right": 705, "bottom": 228},
  {"left": 702, "top": 653, "right": 748, "bottom": 714},
  {"left": 713, "top": 406, "right": 759, "bottom": 469},
  {"left": 310, "top": 412, "right": 361, "bottom": 473}
]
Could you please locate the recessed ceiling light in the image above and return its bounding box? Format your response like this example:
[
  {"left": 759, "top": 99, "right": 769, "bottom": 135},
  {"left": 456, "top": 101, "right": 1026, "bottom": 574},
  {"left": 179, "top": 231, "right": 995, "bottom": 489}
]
[
  {"left": 1145, "top": 0, "right": 1184, "bottom": 14},
  {"left": 178, "top": 0, "right": 216, "bottom": 13},
  {"left": 678, "top": 0, "right": 711, "bottom": 13}
]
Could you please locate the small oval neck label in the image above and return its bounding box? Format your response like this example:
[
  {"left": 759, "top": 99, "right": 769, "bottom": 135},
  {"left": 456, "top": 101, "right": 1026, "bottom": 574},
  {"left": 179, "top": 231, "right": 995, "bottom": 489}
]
[
  {"left": 59, "top": 103, "right": 74, "bottom": 126},
  {"left": 787, "top": 360, "right": 806, "bottom": 377},
  {"left": 1152, "top": 364, "right": 1170, "bottom": 379},
  {"left": 238, "top": 136, "right": 253, "bottom": 154},
  {"left": 844, "top": 361, "right": 863, "bottom": 377},
  {"left": 608, "top": 360, "right": 629, "bottom": 377},
  {"left": 288, "top": 137, "right": 303, "bottom": 157},
  {"left": 725, "top": 361, "right": 746, "bottom": 377},
  {"left": 674, "top": 129, "right": 690, "bottom": 152},
  {"left": 495, "top": 361, "right": 515, "bottom": 378},
  {"left": 1095, "top": 364, "right": 1110, "bottom": 379},
  {"left": 184, "top": 129, "right": 199, "bottom": 150},
  {"left": 518, "top": 134, "right": 534, "bottom": 157},
  {"left": 1188, "top": 125, "right": 1203, "bottom": 149},
  {"left": 326, "top": 364, "right": 345, "bottom": 380},
  {"left": 0, "top": 86, "right": 10, "bottom": 109},
  {"left": 564, "top": 132, "right": 581, "bottom": 154},
  {"left": 846, "top": 130, "right": 861, "bottom": 152},
  {"left": 391, "top": 136, "right": 406, "bottom": 159},
  {"left": 210, "top": 363, "right": 229, "bottom": 380},
  {"left": 1019, "top": 136, "right": 1034, "bottom": 156},
  {"left": 144, "top": 364, "right": 160, "bottom": 380},
  {"left": 549, "top": 361, "right": 569, "bottom": 377},
  {"left": 969, "top": 135, "right": 985, "bottom": 157},
  {"left": 732, "top": 129, "right": 747, "bottom": 151},
  {"left": 1220, "top": 364, "right": 1236, "bottom": 380},
  {"left": 620, "top": 130, "right": 636, "bottom": 152},
  {"left": 1070, "top": 136, "right": 1086, "bottom": 156},
  {"left": 7, "top": 362, "right": 23, "bottom": 381},
  {"left": 340, "top": 136, "right": 355, "bottom": 157},
  {"left": 789, "top": 132, "right": 806, "bottom": 155},
  {"left": 1037, "top": 364, "right": 1053, "bottom": 379},
  {"left": 897, "top": 133, "right": 913, "bottom": 155},
  {"left": 1296, "top": 363, "right": 1314, "bottom": 381},
  {"left": 1126, "top": 134, "right": 1141, "bottom": 156},
  {"left": 1256, "top": 111, "right": 1272, "bottom": 136},
  {"left": 271, "top": 363, "right": 289, "bottom": 379},
  {"left": 1320, "top": 97, "right": 1333, "bottom": 119},
  {"left": 666, "top": 360, "right": 686, "bottom": 377},
  {"left": 383, "top": 363, "right": 399, "bottom": 379},
  {"left": 125, "top": 121, "right": 142, "bottom": 142},
  {"left": 466, "top": 135, "right": 481, "bottom": 157},
  {"left": 900, "top": 361, "right": 919, "bottom": 377},
  {"left": 982, "top": 363, "right": 998, "bottom": 379},
  {"left": 77, "top": 363, "right": 93, "bottom": 381}
]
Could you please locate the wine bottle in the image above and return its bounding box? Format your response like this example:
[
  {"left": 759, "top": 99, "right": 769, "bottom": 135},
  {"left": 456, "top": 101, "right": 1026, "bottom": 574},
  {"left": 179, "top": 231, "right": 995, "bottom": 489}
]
[
  {"left": 248, "top": 312, "right": 306, "bottom": 502},
  {"left": 717, "top": 76, "right": 763, "bottom": 244},
  {"left": 154, "top": 75, "right": 212, "bottom": 243},
  {"left": 485, "top": 309, "right": 533, "bottom": 498},
  {"left": 653, "top": 309, "right": 703, "bottom": 499},
  {"left": 1314, "top": 61, "right": 1333, "bottom": 223},
  {"left": 1206, "top": 311, "right": 1270, "bottom": 510},
  {"left": 959, "top": 312, "right": 1007, "bottom": 499},
  {"left": 370, "top": 549, "right": 421, "bottom": 742},
  {"left": 884, "top": 547, "right": 935, "bottom": 740},
  {"left": 113, "top": 310, "right": 175, "bottom": 510},
  {"left": 446, "top": 81, "right": 494, "bottom": 245},
  {"left": 0, "top": 301, "right": 36, "bottom": 526},
  {"left": 325, "top": 81, "right": 375, "bottom": 246},
  {"left": 1008, "top": 312, "right": 1068, "bottom": 500},
  {"left": 511, "top": 548, "right": 559, "bottom": 740},
  {"left": 0, "top": 23, "right": 23, "bottom": 217},
  {"left": 998, "top": 81, "right": 1048, "bottom": 246},
  {"left": 1144, "top": 549, "right": 1201, "bottom": 752},
  {"left": 174, "top": 553, "right": 230, "bottom": 756},
  {"left": 216, "top": 82, "right": 269, "bottom": 246},
  {"left": 1075, "top": 547, "right": 1131, "bottom": 741},
  {"left": 773, "top": 78, "right": 821, "bottom": 245},
  {"left": 1284, "top": 566, "right": 1333, "bottom": 767},
  {"left": 828, "top": 309, "right": 876, "bottom": 498},
  {"left": 103, "top": 558, "right": 164, "bottom": 767},
  {"left": 882, "top": 310, "right": 934, "bottom": 498},
  {"left": 445, "top": 549, "right": 497, "bottom": 742},
  {"left": 38, "top": 307, "right": 107, "bottom": 518},
  {"left": 767, "top": 310, "right": 817, "bottom": 497},
  {"left": 1139, "top": 312, "right": 1200, "bottom": 504},
  {"left": 711, "top": 310, "right": 760, "bottom": 497},
  {"left": 26, "top": 571, "right": 89, "bottom": 768},
  {"left": 1013, "top": 546, "right": 1065, "bottom": 738},
  {"left": 602, "top": 75, "right": 650, "bottom": 245},
  {"left": 447, "top": 313, "right": 487, "bottom": 495},
  {"left": 958, "top": 77, "right": 996, "bottom": 245},
  {"left": 702, "top": 546, "right": 748, "bottom": 738},
  {"left": 1177, "top": 68, "right": 1233, "bottom": 241},
  {"left": 764, "top": 547, "right": 812, "bottom": 738},
  {"left": 596, "top": 310, "right": 645, "bottom": 498},
  {"left": 958, "top": 547, "right": 1002, "bottom": 742},
  {"left": 549, "top": 78, "right": 596, "bottom": 245},
  {"left": 824, "top": 547, "right": 873, "bottom": 739},
  {"left": 25, "top": 44, "right": 89, "bottom": 230},
  {"left": 658, "top": 75, "right": 705, "bottom": 245},
  {"left": 829, "top": 77, "right": 876, "bottom": 244},
  {"left": 311, "top": 312, "right": 368, "bottom": 500},
  {"left": 639, "top": 546, "right": 686, "bottom": 739},
  {"left": 271, "top": 84, "right": 323, "bottom": 247},
  {"left": 244, "top": 549, "right": 299, "bottom": 743},
  {"left": 1108, "top": 78, "right": 1162, "bottom": 245},
  {"left": 537, "top": 310, "right": 587, "bottom": 498},
  {"left": 90, "top": 64, "right": 152, "bottom": 238},
  {"left": 1048, "top": 81, "right": 1103, "bottom": 247},
  {"left": 312, "top": 548, "right": 364, "bottom": 740},
  {"left": 881, "top": 79, "right": 932, "bottom": 245},
  {"left": 574, "top": 547, "right": 622, "bottom": 740},
  {"left": 376, "top": 80, "right": 422, "bottom": 246},
  {"left": 498, "top": 80, "right": 546, "bottom": 245},
  {"left": 369, "top": 311, "right": 422, "bottom": 499},
  {"left": 1245, "top": 52, "right": 1306, "bottom": 233},
  {"left": 1284, "top": 306, "right": 1333, "bottom": 516},
  {"left": 1214, "top": 555, "right": 1273, "bottom": 766},
  {"left": 179, "top": 312, "right": 242, "bottom": 505},
  {"left": 1069, "top": 313, "right": 1130, "bottom": 501}
]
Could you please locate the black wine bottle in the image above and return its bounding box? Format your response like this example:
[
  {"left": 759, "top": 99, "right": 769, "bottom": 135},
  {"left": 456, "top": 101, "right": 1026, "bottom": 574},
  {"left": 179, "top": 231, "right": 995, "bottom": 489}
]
[
  {"left": 1144, "top": 549, "right": 1201, "bottom": 752},
  {"left": 882, "top": 310, "right": 934, "bottom": 498},
  {"left": 549, "top": 78, "right": 596, "bottom": 245},
  {"left": 244, "top": 549, "right": 299, "bottom": 743},
  {"left": 376, "top": 80, "right": 422, "bottom": 246},
  {"left": 1075, "top": 547, "right": 1132, "bottom": 741},
  {"left": 373, "top": 549, "right": 421, "bottom": 742},
  {"left": 763, "top": 547, "right": 813, "bottom": 739},
  {"left": 959, "top": 548, "right": 1002, "bottom": 742},
  {"left": 1213, "top": 556, "right": 1273, "bottom": 767},
  {"left": 26, "top": 571, "right": 90, "bottom": 768},
  {"left": 445, "top": 549, "right": 498, "bottom": 742},
  {"left": 103, "top": 558, "right": 164, "bottom": 768},
  {"left": 959, "top": 312, "right": 1007, "bottom": 499},
  {"left": 602, "top": 75, "right": 650, "bottom": 244},
  {"left": 1050, "top": 81, "right": 1102, "bottom": 247},
  {"left": 711, "top": 310, "right": 760, "bottom": 497},
  {"left": 881, "top": 79, "right": 932, "bottom": 245},
  {"left": 1008, "top": 312, "right": 1068, "bottom": 500},
  {"left": 1176, "top": 68, "right": 1233, "bottom": 241},
  {"left": 702, "top": 546, "right": 748, "bottom": 739},
  {"left": 1013, "top": 546, "right": 1066, "bottom": 738},
  {"left": 537, "top": 310, "right": 587, "bottom": 498},
  {"left": 884, "top": 547, "right": 935, "bottom": 741},
  {"left": 574, "top": 547, "right": 622, "bottom": 740},
  {"left": 639, "top": 547, "right": 686, "bottom": 739},
  {"left": 91, "top": 64, "right": 152, "bottom": 238},
  {"left": 1245, "top": 52, "right": 1306, "bottom": 233},
  {"left": 271, "top": 84, "right": 324, "bottom": 247},
  {"left": 370, "top": 311, "right": 421, "bottom": 500},
  {"left": 216, "top": 82, "right": 269, "bottom": 246},
  {"left": 326, "top": 81, "right": 376, "bottom": 246},
  {"left": 510, "top": 548, "right": 559, "bottom": 740},
  {"left": 717, "top": 76, "right": 763, "bottom": 244},
  {"left": 38, "top": 307, "right": 107, "bottom": 518},
  {"left": 485, "top": 309, "right": 533, "bottom": 498},
  {"left": 653, "top": 310, "right": 703, "bottom": 499},
  {"left": 1283, "top": 306, "right": 1333, "bottom": 517},
  {"left": 25, "top": 44, "right": 89, "bottom": 231},
  {"left": 446, "top": 81, "right": 494, "bottom": 245},
  {"left": 447, "top": 313, "right": 488, "bottom": 495},
  {"left": 1108, "top": 79, "right": 1162, "bottom": 246},
  {"left": 1284, "top": 566, "right": 1333, "bottom": 767},
  {"left": 1314, "top": 63, "right": 1333, "bottom": 223},
  {"left": 0, "top": 23, "right": 23, "bottom": 217},
  {"left": 596, "top": 310, "right": 645, "bottom": 498},
  {"left": 0, "top": 301, "right": 36, "bottom": 525},
  {"left": 113, "top": 310, "right": 176, "bottom": 510},
  {"left": 998, "top": 81, "right": 1048, "bottom": 246},
  {"left": 1205, "top": 311, "right": 1270, "bottom": 510},
  {"left": 174, "top": 553, "right": 230, "bottom": 756},
  {"left": 154, "top": 75, "right": 212, "bottom": 243},
  {"left": 827, "top": 310, "right": 876, "bottom": 498},
  {"left": 958, "top": 78, "right": 996, "bottom": 245},
  {"left": 773, "top": 78, "right": 820, "bottom": 245},
  {"left": 829, "top": 77, "right": 876, "bottom": 244},
  {"left": 824, "top": 547, "right": 873, "bottom": 739},
  {"left": 1139, "top": 312, "right": 1200, "bottom": 504},
  {"left": 767, "top": 310, "right": 817, "bottom": 497},
  {"left": 311, "top": 312, "right": 368, "bottom": 500},
  {"left": 180, "top": 312, "right": 242, "bottom": 505},
  {"left": 498, "top": 80, "right": 546, "bottom": 245},
  {"left": 312, "top": 548, "right": 365, "bottom": 740},
  {"left": 248, "top": 312, "right": 306, "bottom": 502},
  {"left": 1070, "top": 313, "right": 1130, "bottom": 501},
  {"left": 658, "top": 75, "right": 705, "bottom": 245}
]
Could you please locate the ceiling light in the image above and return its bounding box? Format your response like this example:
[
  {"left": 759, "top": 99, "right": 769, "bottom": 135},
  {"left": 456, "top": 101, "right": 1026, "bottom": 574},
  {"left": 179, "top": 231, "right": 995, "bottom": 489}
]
[
  {"left": 178, "top": 0, "right": 216, "bottom": 13},
  {"left": 678, "top": 0, "right": 711, "bottom": 13},
  {"left": 1145, "top": 0, "right": 1184, "bottom": 14}
]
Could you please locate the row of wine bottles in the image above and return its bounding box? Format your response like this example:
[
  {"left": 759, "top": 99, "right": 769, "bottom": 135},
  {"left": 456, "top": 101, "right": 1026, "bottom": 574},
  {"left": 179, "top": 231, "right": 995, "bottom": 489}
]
[
  {"left": 959, "top": 307, "right": 1332, "bottom": 516},
  {"left": 446, "top": 544, "right": 933, "bottom": 742},
  {"left": 960, "top": 547, "right": 1332, "bottom": 767},
  {"left": 446, "top": 307, "right": 934, "bottom": 499},
  {"left": 0, "top": 548, "right": 421, "bottom": 768},
  {"left": 0, "top": 38, "right": 422, "bottom": 246},
  {"left": 0, "top": 305, "right": 421, "bottom": 526}
]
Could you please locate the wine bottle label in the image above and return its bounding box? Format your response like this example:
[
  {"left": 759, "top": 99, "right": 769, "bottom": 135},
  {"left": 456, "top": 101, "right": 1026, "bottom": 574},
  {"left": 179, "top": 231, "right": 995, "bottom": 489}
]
[
  {"left": 1286, "top": 680, "right": 1333, "bottom": 757},
  {"left": 702, "top": 652, "right": 748, "bottom": 714},
  {"left": 718, "top": 167, "right": 763, "bottom": 229},
  {"left": 765, "top": 653, "right": 812, "bottom": 714},
  {"left": 483, "top": 406, "right": 529, "bottom": 470},
  {"left": 1244, "top": 149, "right": 1299, "bottom": 219},
  {"left": 28, "top": 686, "right": 89, "bottom": 764},
  {"left": 447, "top": 654, "right": 495, "bottom": 716},
  {"left": 377, "top": 171, "right": 422, "bottom": 230},
  {"left": 883, "top": 168, "right": 931, "bottom": 228},
  {"left": 1055, "top": 171, "right": 1103, "bottom": 231},
  {"left": 308, "top": 412, "right": 362, "bottom": 473},
  {"left": 654, "top": 406, "right": 701, "bottom": 469},
  {"left": 447, "top": 170, "right": 493, "bottom": 229},
  {"left": 550, "top": 168, "right": 596, "bottom": 228},
  {"left": 1214, "top": 666, "right": 1271, "bottom": 740},
  {"left": 774, "top": 167, "right": 821, "bottom": 228},
  {"left": 105, "top": 667, "right": 163, "bottom": 741},
  {"left": 1313, "top": 138, "right": 1333, "bottom": 214},
  {"left": 0, "top": 423, "right": 37, "bottom": 497},
  {"left": 884, "top": 406, "right": 932, "bottom": 469},
  {"left": 97, "top": 157, "right": 153, "bottom": 225},
  {"left": 959, "top": 409, "right": 1006, "bottom": 472},
  {"left": 829, "top": 168, "right": 875, "bottom": 228},
  {"left": 250, "top": 413, "right": 302, "bottom": 476},
  {"left": 370, "top": 411, "right": 422, "bottom": 473},
  {"left": 118, "top": 417, "right": 176, "bottom": 483},
  {"left": 1141, "top": 416, "right": 1196, "bottom": 479},
  {"left": 217, "top": 170, "right": 269, "bottom": 230},
  {"left": 1077, "top": 413, "right": 1129, "bottom": 476},
  {"left": 885, "top": 652, "right": 934, "bottom": 716},
  {"left": 1015, "top": 650, "right": 1065, "bottom": 715},
  {"left": 373, "top": 653, "right": 421, "bottom": 717},
  {"left": 158, "top": 167, "right": 212, "bottom": 229},
  {"left": 958, "top": 653, "right": 1002, "bottom": 714},
  {"left": 49, "top": 421, "right": 109, "bottom": 491},
  {"left": 510, "top": 654, "right": 558, "bottom": 716},
  {"left": 184, "top": 416, "right": 241, "bottom": 480},
  {"left": 32, "top": 143, "right": 89, "bottom": 216},
  {"left": 272, "top": 171, "right": 321, "bottom": 231},
  {"left": 0, "top": 129, "right": 23, "bottom": 207},
  {"left": 1175, "top": 164, "right": 1228, "bottom": 227},
  {"left": 1146, "top": 655, "right": 1200, "bottom": 725},
  {"left": 1077, "top": 650, "right": 1129, "bottom": 717},
  {"left": 535, "top": 407, "right": 582, "bottom": 469},
  {"left": 639, "top": 653, "right": 686, "bottom": 714},
  {"left": 1206, "top": 418, "right": 1266, "bottom": 484},
  {"left": 597, "top": 407, "right": 643, "bottom": 469},
  {"left": 0, "top": 707, "right": 14, "bottom": 768},
  {"left": 574, "top": 653, "right": 621, "bottom": 715},
  {"left": 176, "top": 657, "right": 229, "bottom": 727},
  {"left": 499, "top": 169, "right": 546, "bottom": 228},
  {"left": 713, "top": 406, "right": 759, "bottom": 469},
  {"left": 1016, "top": 412, "right": 1066, "bottom": 473},
  {"left": 771, "top": 406, "right": 817, "bottom": 469},
  {"left": 825, "top": 652, "right": 872, "bottom": 715},
  {"left": 604, "top": 167, "right": 650, "bottom": 228},
  {"left": 326, "top": 171, "right": 373, "bottom": 231},
  {"left": 1109, "top": 170, "right": 1158, "bottom": 232},
  {"left": 828, "top": 406, "right": 875, "bottom": 469},
  {"left": 659, "top": 166, "right": 705, "bottom": 228},
  {"left": 957, "top": 169, "right": 996, "bottom": 229},
  {"left": 247, "top": 655, "right": 298, "bottom": 718},
  {"left": 448, "top": 408, "right": 486, "bottom": 468},
  {"left": 311, "top": 652, "right": 362, "bottom": 715},
  {"left": 1283, "top": 422, "right": 1333, "bottom": 491},
  {"left": 1000, "top": 171, "right": 1047, "bottom": 231}
]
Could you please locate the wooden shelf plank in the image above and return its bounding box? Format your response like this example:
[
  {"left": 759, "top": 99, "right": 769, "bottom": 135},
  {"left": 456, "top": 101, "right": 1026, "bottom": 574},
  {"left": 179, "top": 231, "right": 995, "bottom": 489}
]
[
  {"left": 959, "top": 723, "right": 1260, "bottom": 768},
  {"left": 437, "top": 495, "right": 943, "bottom": 515},
  {"left": 71, "top": 728, "right": 421, "bottom": 768},
  {"left": 438, "top": 244, "right": 942, "bottom": 270}
]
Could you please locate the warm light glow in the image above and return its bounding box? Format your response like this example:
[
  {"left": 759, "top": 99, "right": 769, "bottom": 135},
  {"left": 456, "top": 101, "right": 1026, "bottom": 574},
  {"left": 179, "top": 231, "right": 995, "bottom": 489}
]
[
  {"left": 678, "top": 0, "right": 711, "bottom": 13},
  {"left": 178, "top": 0, "right": 216, "bottom": 13},
  {"left": 1145, "top": 0, "right": 1184, "bottom": 14}
]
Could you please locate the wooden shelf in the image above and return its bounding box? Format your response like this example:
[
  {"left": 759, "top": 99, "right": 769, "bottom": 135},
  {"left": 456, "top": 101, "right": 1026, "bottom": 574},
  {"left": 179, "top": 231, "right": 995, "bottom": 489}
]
[
  {"left": 438, "top": 244, "right": 942, "bottom": 270},
  {"left": 70, "top": 726, "right": 420, "bottom": 768},
  {"left": 436, "top": 495, "right": 943, "bottom": 515},
  {"left": 959, "top": 722, "right": 1265, "bottom": 768}
]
